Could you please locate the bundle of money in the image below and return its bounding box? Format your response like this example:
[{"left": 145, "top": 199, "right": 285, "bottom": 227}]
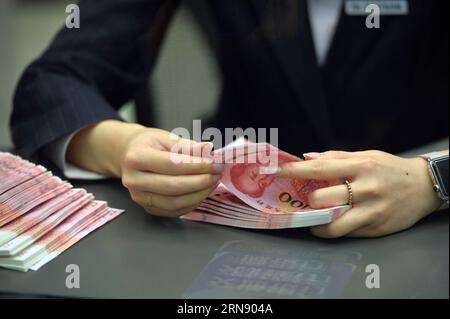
[
  {"left": 0, "top": 152, "right": 123, "bottom": 272},
  {"left": 182, "top": 140, "right": 350, "bottom": 229}
]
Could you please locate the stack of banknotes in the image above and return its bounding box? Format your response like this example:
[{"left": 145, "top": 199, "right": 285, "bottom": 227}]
[
  {"left": 0, "top": 152, "right": 123, "bottom": 272},
  {"left": 182, "top": 140, "right": 351, "bottom": 229}
]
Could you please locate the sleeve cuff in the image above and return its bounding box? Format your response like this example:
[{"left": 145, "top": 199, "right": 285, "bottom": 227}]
[{"left": 44, "top": 129, "right": 109, "bottom": 180}]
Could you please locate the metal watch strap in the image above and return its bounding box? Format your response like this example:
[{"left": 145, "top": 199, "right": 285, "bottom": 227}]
[{"left": 420, "top": 151, "right": 449, "bottom": 211}]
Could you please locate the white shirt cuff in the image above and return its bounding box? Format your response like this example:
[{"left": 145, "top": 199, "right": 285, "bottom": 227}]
[{"left": 44, "top": 131, "right": 108, "bottom": 180}]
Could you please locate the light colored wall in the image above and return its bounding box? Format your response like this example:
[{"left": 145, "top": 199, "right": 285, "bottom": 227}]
[
  {"left": 0, "top": 0, "right": 220, "bottom": 148},
  {"left": 0, "top": 0, "right": 75, "bottom": 148}
]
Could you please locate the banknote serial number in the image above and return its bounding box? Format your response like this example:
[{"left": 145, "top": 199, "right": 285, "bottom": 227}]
[{"left": 177, "top": 303, "right": 273, "bottom": 316}]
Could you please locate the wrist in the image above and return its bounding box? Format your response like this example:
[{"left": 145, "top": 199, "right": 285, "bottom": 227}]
[
  {"left": 101, "top": 120, "right": 147, "bottom": 176},
  {"left": 67, "top": 120, "right": 146, "bottom": 177},
  {"left": 411, "top": 157, "right": 443, "bottom": 214}
]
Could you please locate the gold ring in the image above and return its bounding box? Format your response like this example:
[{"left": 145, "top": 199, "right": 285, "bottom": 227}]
[{"left": 344, "top": 180, "right": 353, "bottom": 206}]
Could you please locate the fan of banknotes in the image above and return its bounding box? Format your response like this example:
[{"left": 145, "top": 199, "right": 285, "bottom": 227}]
[
  {"left": 0, "top": 152, "right": 123, "bottom": 272},
  {"left": 182, "top": 139, "right": 351, "bottom": 229}
]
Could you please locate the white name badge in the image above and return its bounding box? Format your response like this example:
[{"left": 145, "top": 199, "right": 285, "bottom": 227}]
[{"left": 345, "top": 0, "right": 409, "bottom": 16}]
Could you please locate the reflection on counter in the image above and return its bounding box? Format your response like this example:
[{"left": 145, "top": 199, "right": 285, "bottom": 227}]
[{"left": 184, "top": 240, "right": 361, "bottom": 299}]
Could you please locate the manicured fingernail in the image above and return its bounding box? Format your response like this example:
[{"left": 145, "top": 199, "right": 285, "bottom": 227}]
[
  {"left": 303, "top": 152, "right": 322, "bottom": 159},
  {"left": 203, "top": 142, "right": 214, "bottom": 159},
  {"left": 203, "top": 142, "right": 214, "bottom": 149},
  {"left": 212, "top": 163, "right": 225, "bottom": 174},
  {"left": 199, "top": 141, "right": 213, "bottom": 150},
  {"left": 212, "top": 175, "right": 222, "bottom": 183},
  {"left": 259, "top": 166, "right": 281, "bottom": 175}
]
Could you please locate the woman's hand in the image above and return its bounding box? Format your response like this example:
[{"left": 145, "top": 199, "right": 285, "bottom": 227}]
[
  {"left": 276, "top": 150, "right": 443, "bottom": 238},
  {"left": 119, "top": 127, "right": 224, "bottom": 217},
  {"left": 67, "top": 120, "right": 223, "bottom": 217}
]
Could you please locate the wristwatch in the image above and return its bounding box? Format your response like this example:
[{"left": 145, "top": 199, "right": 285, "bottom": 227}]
[{"left": 420, "top": 151, "right": 449, "bottom": 210}]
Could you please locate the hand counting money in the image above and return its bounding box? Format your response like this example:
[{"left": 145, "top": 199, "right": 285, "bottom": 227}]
[
  {"left": 0, "top": 141, "right": 348, "bottom": 271},
  {"left": 182, "top": 140, "right": 350, "bottom": 229}
]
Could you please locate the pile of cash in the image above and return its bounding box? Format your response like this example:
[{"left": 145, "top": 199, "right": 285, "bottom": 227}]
[
  {"left": 0, "top": 152, "right": 123, "bottom": 272},
  {"left": 182, "top": 140, "right": 350, "bottom": 229}
]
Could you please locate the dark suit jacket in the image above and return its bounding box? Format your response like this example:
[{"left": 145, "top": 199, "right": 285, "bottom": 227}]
[{"left": 10, "top": 0, "right": 449, "bottom": 158}]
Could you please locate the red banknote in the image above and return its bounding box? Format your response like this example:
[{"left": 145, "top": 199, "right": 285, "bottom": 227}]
[
  {"left": 0, "top": 152, "right": 123, "bottom": 272},
  {"left": 183, "top": 139, "right": 350, "bottom": 229}
]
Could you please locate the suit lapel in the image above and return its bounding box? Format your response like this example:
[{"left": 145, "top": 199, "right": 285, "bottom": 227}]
[
  {"left": 323, "top": 1, "right": 410, "bottom": 99},
  {"left": 323, "top": 4, "right": 385, "bottom": 100},
  {"left": 248, "top": 0, "right": 335, "bottom": 147}
]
